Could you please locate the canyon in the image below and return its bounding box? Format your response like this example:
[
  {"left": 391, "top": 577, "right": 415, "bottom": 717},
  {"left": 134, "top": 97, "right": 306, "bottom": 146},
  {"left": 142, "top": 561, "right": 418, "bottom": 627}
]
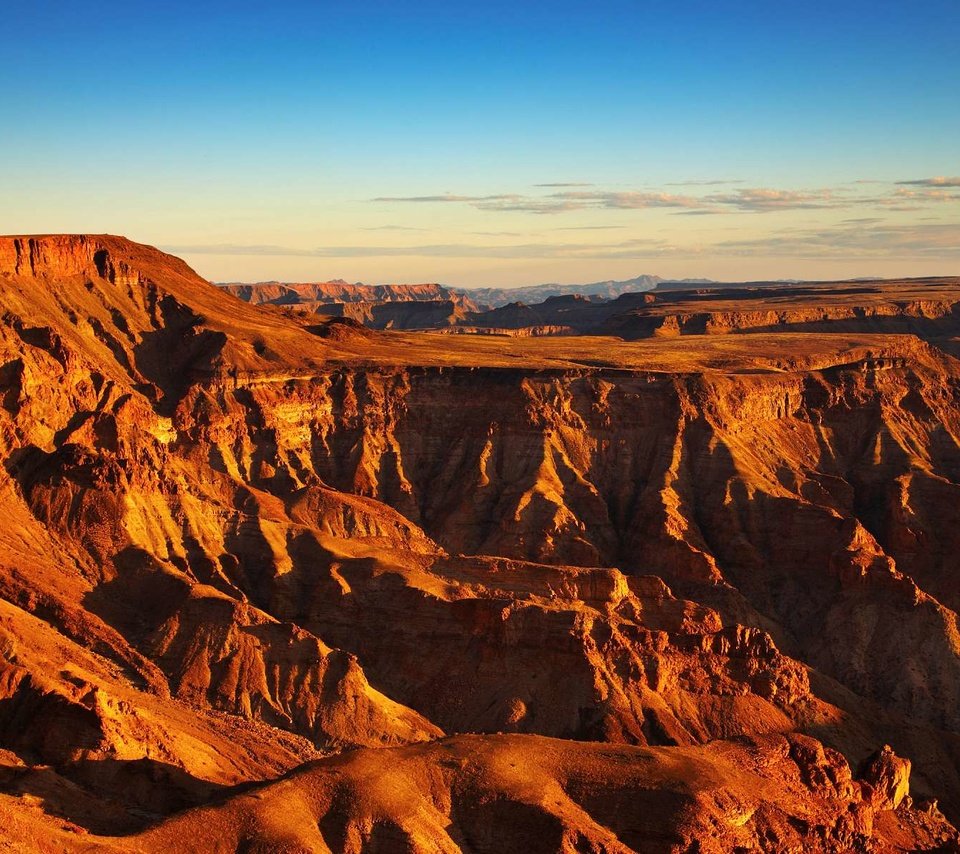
[
  {"left": 219, "top": 274, "right": 677, "bottom": 316},
  {"left": 0, "top": 235, "right": 960, "bottom": 851},
  {"left": 225, "top": 275, "right": 960, "bottom": 343},
  {"left": 219, "top": 281, "right": 483, "bottom": 330}
]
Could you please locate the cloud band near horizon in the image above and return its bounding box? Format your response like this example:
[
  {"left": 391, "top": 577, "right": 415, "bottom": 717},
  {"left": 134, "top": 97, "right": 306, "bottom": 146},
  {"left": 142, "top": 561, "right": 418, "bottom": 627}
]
[{"left": 371, "top": 179, "right": 960, "bottom": 215}]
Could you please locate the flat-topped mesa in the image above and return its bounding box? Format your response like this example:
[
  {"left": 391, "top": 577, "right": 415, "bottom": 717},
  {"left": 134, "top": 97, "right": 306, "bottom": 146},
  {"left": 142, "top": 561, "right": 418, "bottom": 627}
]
[
  {"left": 0, "top": 235, "right": 347, "bottom": 388},
  {"left": 0, "top": 235, "right": 104, "bottom": 279},
  {"left": 222, "top": 280, "right": 483, "bottom": 314},
  {"left": 0, "top": 234, "right": 198, "bottom": 287},
  {"left": 224, "top": 280, "right": 458, "bottom": 303},
  {"left": 457, "top": 278, "right": 960, "bottom": 338}
]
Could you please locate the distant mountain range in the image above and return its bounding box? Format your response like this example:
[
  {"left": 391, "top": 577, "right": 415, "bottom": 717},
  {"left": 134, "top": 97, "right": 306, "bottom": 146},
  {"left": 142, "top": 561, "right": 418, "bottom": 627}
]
[
  {"left": 218, "top": 280, "right": 481, "bottom": 310},
  {"left": 218, "top": 275, "right": 716, "bottom": 309},
  {"left": 462, "top": 276, "right": 708, "bottom": 306}
]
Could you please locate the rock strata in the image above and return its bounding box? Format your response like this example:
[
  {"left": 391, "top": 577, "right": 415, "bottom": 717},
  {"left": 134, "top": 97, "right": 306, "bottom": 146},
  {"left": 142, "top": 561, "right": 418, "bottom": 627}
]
[{"left": 0, "top": 235, "right": 958, "bottom": 851}]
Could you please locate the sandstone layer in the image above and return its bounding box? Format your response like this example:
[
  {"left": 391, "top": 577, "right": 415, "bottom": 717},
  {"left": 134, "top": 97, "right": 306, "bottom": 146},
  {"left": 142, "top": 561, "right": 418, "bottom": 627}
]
[
  {"left": 225, "top": 274, "right": 960, "bottom": 341},
  {"left": 219, "top": 281, "right": 481, "bottom": 330}
]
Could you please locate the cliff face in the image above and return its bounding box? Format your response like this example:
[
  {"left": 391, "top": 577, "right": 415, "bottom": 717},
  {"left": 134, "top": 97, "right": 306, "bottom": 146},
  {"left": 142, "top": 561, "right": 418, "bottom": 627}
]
[
  {"left": 306, "top": 297, "right": 470, "bottom": 329},
  {"left": 220, "top": 280, "right": 483, "bottom": 316},
  {"left": 604, "top": 297, "right": 960, "bottom": 339},
  {"left": 220, "top": 280, "right": 473, "bottom": 304},
  {"left": 171, "top": 344, "right": 960, "bottom": 733},
  {"left": 454, "top": 281, "right": 960, "bottom": 339},
  {"left": 0, "top": 234, "right": 152, "bottom": 282},
  {"left": 223, "top": 272, "right": 960, "bottom": 339},
  {"left": 0, "top": 235, "right": 959, "bottom": 851}
]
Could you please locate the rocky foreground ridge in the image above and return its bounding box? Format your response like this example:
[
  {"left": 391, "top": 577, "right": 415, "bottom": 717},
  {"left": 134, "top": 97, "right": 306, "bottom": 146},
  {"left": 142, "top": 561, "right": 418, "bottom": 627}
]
[{"left": 0, "top": 235, "right": 960, "bottom": 850}]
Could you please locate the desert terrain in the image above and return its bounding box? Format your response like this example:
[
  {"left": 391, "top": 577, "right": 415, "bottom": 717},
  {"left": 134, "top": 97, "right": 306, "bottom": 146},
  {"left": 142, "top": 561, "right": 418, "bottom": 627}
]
[{"left": 1, "top": 235, "right": 960, "bottom": 851}]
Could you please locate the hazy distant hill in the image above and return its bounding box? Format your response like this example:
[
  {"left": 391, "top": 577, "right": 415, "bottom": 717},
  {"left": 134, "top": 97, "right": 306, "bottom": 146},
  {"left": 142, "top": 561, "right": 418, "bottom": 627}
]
[
  {"left": 218, "top": 274, "right": 719, "bottom": 314},
  {"left": 219, "top": 279, "right": 480, "bottom": 310},
  {"left": 465, "top": 275, "right": 713, "bottom": 307}
]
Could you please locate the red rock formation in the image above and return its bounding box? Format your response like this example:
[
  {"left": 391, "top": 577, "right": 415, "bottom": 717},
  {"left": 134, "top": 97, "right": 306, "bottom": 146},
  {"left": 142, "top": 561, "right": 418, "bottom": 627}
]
[
  {"left": 220, "top": 279, "right": 479, "bottom": 309},
  {"left": 451, "top": 280, "right": 960, "bottom": 339},
  {"left": 220, "top": 279, "right": 483, "bottom": 329},
  {"left": 48, "top": 736, "right": 955, "bottom": 853},
  {"left": 1, "top": 235, "right": 960, "bottom": 850}
]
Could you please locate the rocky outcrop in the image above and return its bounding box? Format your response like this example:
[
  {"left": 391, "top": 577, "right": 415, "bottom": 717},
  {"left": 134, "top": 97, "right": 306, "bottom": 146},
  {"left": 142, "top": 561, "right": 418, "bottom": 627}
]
[
  {"left": 0, "top": 235, "right": 152, "bottom": 285},
  {"left": 469, "top": 280, "right": 960, "bottom": 339},
  {"left": 308, "top": 297, "right": 470, "bottom": 329},
  {"left": 222, "top": 268, "right": 960, "bottom": 340},
  {"left": 64, "top": 735, "right": 953, "bottom": 854},
  {"left": 220, "top": 279, "right": 479, "bottom": 309},
  {"left": 861, "top": 744, "right": 912, "bottom": 810},
  {"left": 91, "top": 555, "right": 442, "bottom": 749},
  {"left": 603, "top": 294, "right": 960, "bottom": 339},
  {"left": 268, "top": 553, "right": 816, "bottom": 745},
  {"left": 434, "top": 324, "right": 577, "bottom": 336},
  {"left": 220, "top": 280, "right": 483, "bottom": 328}
]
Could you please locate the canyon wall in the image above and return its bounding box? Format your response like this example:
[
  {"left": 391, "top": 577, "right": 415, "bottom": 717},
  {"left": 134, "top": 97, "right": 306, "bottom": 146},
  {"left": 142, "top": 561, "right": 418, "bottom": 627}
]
[{"left": 0, "top": 235, "right": 958, "bottom": 851}]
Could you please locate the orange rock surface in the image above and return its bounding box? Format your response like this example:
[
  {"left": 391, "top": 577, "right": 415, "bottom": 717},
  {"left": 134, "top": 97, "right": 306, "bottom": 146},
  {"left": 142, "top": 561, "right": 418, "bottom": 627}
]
[
  {"left": 220, "top": 280, "right": 481, "bottom": 330},
  {"left": 1, "top": 234, "right": 959, "bottom": 851}
]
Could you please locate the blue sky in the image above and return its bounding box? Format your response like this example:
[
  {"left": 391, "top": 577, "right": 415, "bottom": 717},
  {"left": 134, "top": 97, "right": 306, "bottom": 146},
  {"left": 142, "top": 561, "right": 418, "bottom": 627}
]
[{"left": 2, "top": 0, "right": 958, "bottom": 284}]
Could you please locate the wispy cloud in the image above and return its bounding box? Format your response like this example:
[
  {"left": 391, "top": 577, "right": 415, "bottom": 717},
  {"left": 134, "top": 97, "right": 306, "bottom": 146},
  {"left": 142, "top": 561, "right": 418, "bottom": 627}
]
[
  {"left": 369, "top": 184, "right": 911, "bottom": 215},
  {"left": 371, "top": 176, "right": 960, "bottom": 216},
  {"left": 471, "top": 197, "right": 586, "bottom": 214},
  {"left": 671, "top": 209, "right": 734, "bottom": 216},
  {"left": 703, "top": 188, "right": 845, "bottom": 211},
  {"left": 712, "top": 222, "right": 960, "bottom": 258},
  {"left": 546, "top": 190, "right": 701, "bottom": 210},
  {"left": 551, "top": 225, "right": 628, "bottom": 231},
  {"left": 890, "top": 187, "right": 960, "bottom": 203},
  {"left": 371, "top": 189, "right": 708, "bottom": 214},
  {"left": 167, "top": 221, "right": 960, "bottom": 264},
  {"left": 174, "top": 178, "right": 960, "bottom": 268},
  {"left": 371, "top": 193, "right": 584, "bottom": 215},
  {"left": 167, "top": 238, "right": 670, "bottom": 260},
  {"left": 372, "top": 194, "right": 522, "bottom": 204},
  {"left": 665, "top": 179, "right": 744, "bottom": 186},
  {"left": 896, "top": 176, "right": 960, "bottom": 187}
]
